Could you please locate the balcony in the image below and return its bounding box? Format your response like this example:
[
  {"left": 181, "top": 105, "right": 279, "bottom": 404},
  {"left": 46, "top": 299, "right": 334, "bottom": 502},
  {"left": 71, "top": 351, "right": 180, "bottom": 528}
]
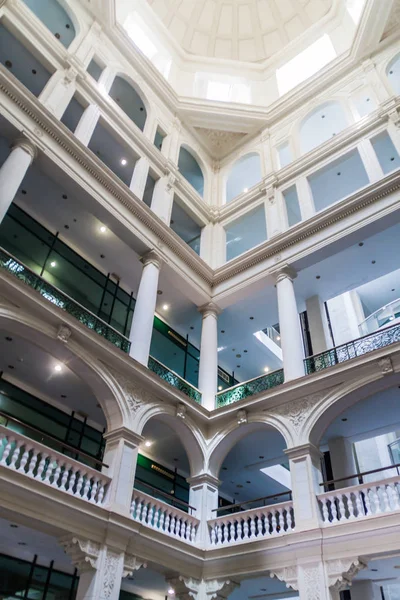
[
  {"left": 359, "top": 298, "right": 400, "bottom": 336},
  {"left": 216, "top": 368, "right": 284, "bottom": 408}
]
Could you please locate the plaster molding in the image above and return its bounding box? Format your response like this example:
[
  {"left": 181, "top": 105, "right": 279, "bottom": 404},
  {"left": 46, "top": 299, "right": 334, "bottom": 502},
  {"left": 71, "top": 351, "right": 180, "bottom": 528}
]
[
  {"left": 169, "top": 577, "right": 239, "bottom": 600},
  {"left": 273, "top": 264, "right": 297, "bottom": 283},
  {"left": 269, "top": 390, "right": 336, "bottom": 436},
  {"left": 123, "top": 554, "right": 147, "bottom": 578},
  {"left": 105, "top": 365, "right": 155, "bottom": 414},
  {"left": 103, "top": 426, "right": 144, "bottom": 447},
  {"left": 102, "top": 550, "right": 122, "bottom": 598},
  {"left": 56, "top": 324, "right": 72, "bottom": 343},
  {"left": 378, "top": 356, "right": 394, "bottom": 375},
  {"left": 269, "top": 565, "right": 298, "bottom": 591},
  {"left": 198, "top": 302, "right": 222, "bottom": 318},
  {"left": 59, "top": 536, "right": 100, "bottom": 572},
  {"left": 186, "top": 473, "right": 221, "bottom": 488},
  {"left": 12, "top": 136, "right": 38, "bottom": 161},
  {"left": 236, "top": 409, "right": 247, "bottom": 425},
  {"left": 326, "top": 557, "right": 367, "bottom": 591},
  {"left": 284, "top": 442, "right": 323, "bottom": 461},
  {"left": 176, "top": 403, "right": 187, "bottom": 419},
  {"left": 141, "top": 249, "right": 163, "bottom": 270}
]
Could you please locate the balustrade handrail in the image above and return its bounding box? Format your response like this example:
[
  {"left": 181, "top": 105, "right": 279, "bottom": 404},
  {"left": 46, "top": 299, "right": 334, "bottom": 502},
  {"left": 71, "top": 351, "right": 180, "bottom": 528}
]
[
  {"left": 134, "top": 479, "right": 196, "bottom": 513},
  {"left": 0, "top": 410, "right": 108, "bottom": 469},
  {"left": 132, "top": 488, "right": 200, "bottom": 523},
  {"left": 215, "top": 368, "right": 284, "bottom": 396},
  {"left": 317, "top": 473, "right": 400, "bottom": 499},
  {"left": 208, "top": 498, "right": 294, "bottom": 524},
  {"left": 147, "top": 356, "right": 202, "bottom": 404},
  {"left": 0, "top": 424, "right": 111, "bottom": 481},
  {"left": 0, "top": 247, "right": 130, "bottom": 351},
  {"left": 148, "top": 356, "right": 201, "bottom": 394},
  {"left": 212, "top": 490, "right": 292, "bottom": 514},
  {"left": 358, "top": 297, "right": 400, "bottom": 328},
  {"left": 319, "top": 462, "right": 400, "bottom": 488},
  {"left": 305, "top": 320, "right": 400, "bottom": 365}
]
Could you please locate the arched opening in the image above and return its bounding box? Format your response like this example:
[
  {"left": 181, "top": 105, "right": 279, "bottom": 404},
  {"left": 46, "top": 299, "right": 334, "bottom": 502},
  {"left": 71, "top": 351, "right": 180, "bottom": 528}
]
[
  {"left": 109, "top": 76, "right": 148, "bottom": 132},
  {"left": 178, "top": 146, "right": 204, "bottom": 197},
  {"left": 299, "top": 101, "right": 349, "bottom": 154},
  {"left": 21, "top": 0, "right": 76, "bottom": 48},
  {"left": 226, "top": 153, "right": 262, "bottom": 203},
  {"left": 310, "top": 374, "right": 400, "bottom": 524},
  {"left": 387, "top": 53, "right": 400, "bottom": 95}
]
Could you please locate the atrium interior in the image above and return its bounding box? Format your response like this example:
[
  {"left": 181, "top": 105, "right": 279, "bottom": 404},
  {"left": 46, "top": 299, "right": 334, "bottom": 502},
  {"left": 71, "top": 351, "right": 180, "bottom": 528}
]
[{"left": 0, "top": 0, "right": 400, "bottom": 598}]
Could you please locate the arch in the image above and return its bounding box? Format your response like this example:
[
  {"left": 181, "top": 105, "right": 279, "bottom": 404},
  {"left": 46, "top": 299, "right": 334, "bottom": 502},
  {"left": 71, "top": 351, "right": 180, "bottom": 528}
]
[
  {"left": 386, "top": 52, "right": 400, "bottom": 96},
  {"left": 109, "top": 75, "right": 148, "bottom": 132},
  {"left": 207, "top": 416, "right": 292, "bottom": 479},
  {"left": 226, "top": 152, "right": 262, "bottom": 203},
  {"left": 299, "top": 101, "right": 349, "bottom": 154},
  {"left": 21, "top": 0, "right": 77, "bottom": 48},
  {"left": 178, "top": 145, "right": 205, "bottom": 198},
  {"left": 0, "top": 306, "right": 129, "bottom": 432},
  {"left": 307, "top": 372, "right": 400, "bottom": 447},
  {"left": 135, "top": 404, "right": 206, "bottom": 477}
]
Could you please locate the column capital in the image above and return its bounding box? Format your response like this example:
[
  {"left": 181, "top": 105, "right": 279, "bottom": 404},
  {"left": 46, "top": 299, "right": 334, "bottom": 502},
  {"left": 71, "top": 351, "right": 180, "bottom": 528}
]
[
  {"left": 284, "top": 442, "right": 322, "bottom": 461},
  {"left": 12, "top": 137, "right": 38, "bottom": 162},
  {"left": 140, "top": 249, "right": 163, "bottom": 269},
  {"left": 187, "top": 473, "right": 221, "bottom": 488},
  {"left": 103, "top": 426, "right": 144, "bottom": 447},
  {"left": 273, "top": 264, "right": 297, "bottom": 284},
  {"left": 198, "top": 302, "right": 221, "bottom": 318}
]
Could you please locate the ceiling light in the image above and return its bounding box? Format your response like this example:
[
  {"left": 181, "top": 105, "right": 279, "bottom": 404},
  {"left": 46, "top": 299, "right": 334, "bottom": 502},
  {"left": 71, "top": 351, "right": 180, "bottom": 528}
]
[
  {"left": 168, "top": 588, "right": 175, "bottom": 595},
  {"left": 120, "top": 158, "right": 127, "bottom": 166},
  {"left": 99, "top": 225, "right": 107, "bottom": 233},
  {"left": 162, "top": 304, "right": 169, "bottom": 311},
  {"left": 218, "top": 385, "right": 223, "bottom": 391},
  {"left": 50, "top": 261, "right": 56, "bottom": 268},
  {"left": 54, "top": 364, "right": 62, "bottom": 372},
  {"left": 144, "top": 440, "right": 152, "bottom": 448},
  {"left": 264, "top": 367, "right": 270, "bottom": 372},
  {"left": 277, "top": 336, "right": 281, "bottom": 341},
  {"left": 243, "top": 187, "right": 248, "bottom": 193}
]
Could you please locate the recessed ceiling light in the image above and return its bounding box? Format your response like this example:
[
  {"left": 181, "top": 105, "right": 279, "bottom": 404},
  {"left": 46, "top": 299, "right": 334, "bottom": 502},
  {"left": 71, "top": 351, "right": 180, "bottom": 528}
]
[
  {"left": 372, "top": 260, "right": 376, "bottom": 264},
  {"left": 359, "top": 242, "right": 364, "bottom": 247},
  {"left": 54, "top": 364, "right": 62, "bottom": 372},
  {"left": 276, "top": 336, "right": 281, "bottom": 341},
  {"left": 264, "top": 367, "right": 270, "bottom": 372},
  {"left": 316, "top": 275, "right": 321, "bottom": 279},
  {"left": 10, "top": 524, "right": 18, "bottom": 528},
  {"left": 144, "top": 440, "right": 152, "bottom": 447},
  {"left": 99, "top": 226, "right": 107, "bottom": 233},
  {"left": 18, "top": 542, "right": 27, "bottom": 546},
  {"left": 392, "top": 289, "right": 396, "bottom": 292},
  {"left": 370, "top": 568, "right": 378, "bottom": 572},
  {"left": 162, "top": 304, "right": 169, "bottom": 311},
  {"left": 243, "top": 187, "right": 248, "bottom": 193},
  {"left": 341, "top": 418, "right": 348, "bottom": 422},
  {"left": 121, "top": 158, "right": 127, "bottom": 166},
  {"left": 50, "top": 261, "right": 56, "bottom": 268},
  {"left": 218, "top": 386, "right": 223, "bottom": 391},
  {"left": 157, "top": 290, "right": 163, "bottom": 295},
  {"left": 5, "top": 336, "right": 12, "bottom": 341},
  {"left": 249, "top": 316, "right": 254, "bottom": 320},
  {"left": 168, "top": 588, "right": 175, "bottom": 595},
  {"left": 259, "top": 456, "right": 264, "bottom": 459}
]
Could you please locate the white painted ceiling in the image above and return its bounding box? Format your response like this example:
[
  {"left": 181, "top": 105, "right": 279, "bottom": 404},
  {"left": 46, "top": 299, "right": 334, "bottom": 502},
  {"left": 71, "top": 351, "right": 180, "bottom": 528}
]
[{"left": 146, "top": 0, "right": 333, "bottom": 62}]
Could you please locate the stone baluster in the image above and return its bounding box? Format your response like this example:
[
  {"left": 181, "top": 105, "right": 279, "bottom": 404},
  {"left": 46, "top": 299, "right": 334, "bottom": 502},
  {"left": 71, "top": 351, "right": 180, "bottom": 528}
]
[{"left": 9, "top": 440, "right": 21, "bottom": 469}]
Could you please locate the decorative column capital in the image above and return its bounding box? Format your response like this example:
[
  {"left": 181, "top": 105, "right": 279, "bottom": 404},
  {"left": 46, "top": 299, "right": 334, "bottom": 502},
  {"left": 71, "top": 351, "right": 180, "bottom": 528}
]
[
  {"left": 198, "top": 302, "right": 221, "bottom": 318},
  {"left": 326, "top": 557, "right": 367, "bottom": 591},
  {"left": 12, "top": 137, "right": 38, "bottom": 162},
  {"left": 270, "top": 565, "right": 298, "bottom": 591},
  {"left": 187, "top": 473, "right": 221, "bottom": 488},
  {"left": 140, "top": 249, "right": 163, "bottom": 270},
  {"left": 103, "top": 426, "right": 144, "bottom": 448},
  {"left": 284, "top": 442, "right": 323, "bottom": 462},
  {"left": 123, "top": 554, "right": 147, "bottom": 578},
  {"left": 273, "top": 265, "right": 297, "bottom": 284},
  {"left": 167, "top": 577, "right": 239, "bottom": 600},
  {"left": 59, "top": 536, "right": 100, "bottom": 572}
]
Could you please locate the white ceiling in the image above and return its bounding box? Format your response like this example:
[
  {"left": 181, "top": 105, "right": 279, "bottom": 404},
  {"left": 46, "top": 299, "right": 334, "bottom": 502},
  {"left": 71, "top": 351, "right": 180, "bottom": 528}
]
[{"left": 146, "top": 0, "right": 333, "bottom": 62}]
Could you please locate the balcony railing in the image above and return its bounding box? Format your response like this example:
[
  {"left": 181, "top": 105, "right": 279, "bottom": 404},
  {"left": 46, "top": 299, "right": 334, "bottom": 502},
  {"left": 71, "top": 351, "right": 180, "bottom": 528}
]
[
  {"left": 216, "top": 368, "right": 284, "bottom": 408},
  {"left": 130, "top": 489, "right": 199, "bottom": 544},
  {"left": 134, "top": 478, "right": 196, "bottom": 514},
  {"left": 212, "top": 491, "right": 293, "bottom": 516},
  {"left": 148, "top": 356, "right": 202, "bottom": 404},
  {"left": 208, "top": 500, "right": 295, "bottom": 546},
  {"left": 0, "top": 425, "right": 110, "bottom": 504},
  {"left": 304, "top": 321, "right": 400, "bottom": 375},
  {"left": 359, "top": 297, "right": 400, "bottom": 336},
  {"left": 0, "top": 248, "right": 131, "bottom": 353}
]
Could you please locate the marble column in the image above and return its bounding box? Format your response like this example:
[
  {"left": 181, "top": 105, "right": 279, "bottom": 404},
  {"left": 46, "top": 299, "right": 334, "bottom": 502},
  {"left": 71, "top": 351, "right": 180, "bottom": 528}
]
[
  {"left": 0, "top": 138, "right": 37, "bottom": 224},
  {"left": 130, "top": 157, "right": 150, "bottom": 200},
  {"left": 285, "top": 444, "right": 323, "bottom": 531},
  {"left": 187, "top": 474, "right": 220, "bottom": 545},
  {"left": 198, "top": 303, "right": 220, "bottom": 411}
]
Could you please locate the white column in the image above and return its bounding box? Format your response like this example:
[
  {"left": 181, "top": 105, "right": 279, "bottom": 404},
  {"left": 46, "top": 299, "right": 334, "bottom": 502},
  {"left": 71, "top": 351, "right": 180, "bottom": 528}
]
[
  {"left": 199, "top": 223, "right": 213, "bottom": 264},
  {"left": 187, "top": 474, "right": 220, "bottom": 545},
  {"left": 0, "top": 138, "right": 37, "bottom": 224},
  {"left": 275, "top": 267, "right": 304, "bottom": 381},
  {"left": 297, "top": 177, "right": 315, "bottom": 220},
  {"left": 327, "top": 290, "right": 364, "bottom": 345},
  {"left": 130, "top": 157, "right": 150, "bottom": 200},
  {"left": 150, "top": 173, "right": 174, "bottom": 225},
  {"left": 358, "top": 138, "right": 384, "bottom": 183},
  {"left": 102, "top": 427, "right": 143, "bottom": 516},
  {"left": 265, "top": 182, "right": 283, "bottom": 238},
  {"left": 39, "top": 67, "right": 77, "bottom": 119},
  {"left": 285, "top": 444, "right": 323, "bottom": 531},
  {"left": 297, "top": 561, "right": 330, "bottom": 600},
  {"left": 75, "top": 104, "right": 101, "bottom": 146},
  {"left": 161, "top": 118, "right": 181, "bottom": 163},
  {"left": 198, "top": 303, "right": 220, "bottom": 411},
  {"left": 306, "top": 295, "right": 333, "bottom": 354},
  {"left": 75, "top": 546, "right": 124, "bottom": 600},
  {"left": 351, "top": 580, "right": 381, "bottom": 600},
  {"left": 328, "top": 436, "right": 358, "bottom": 488},
  {"left": 387, "top": 112, "right": 400, "bottom": 157},
  {"left": 129, "top": 251, "right": 162, "bottom": 365}
]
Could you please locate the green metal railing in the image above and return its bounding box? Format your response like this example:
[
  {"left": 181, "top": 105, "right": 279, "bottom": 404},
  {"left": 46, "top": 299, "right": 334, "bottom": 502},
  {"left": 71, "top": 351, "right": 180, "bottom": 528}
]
[
  {"left": 216, "top": 368, "right": 284, "bottom": 408},
  {"left": 148, "top": 356, "right": 202, "bottom": 404},
  {"left": 0, "top": 248, "right": 131, "bottom": 353},
  {"left": 304, "top": 321, "right": 400, "bottom": 374}
]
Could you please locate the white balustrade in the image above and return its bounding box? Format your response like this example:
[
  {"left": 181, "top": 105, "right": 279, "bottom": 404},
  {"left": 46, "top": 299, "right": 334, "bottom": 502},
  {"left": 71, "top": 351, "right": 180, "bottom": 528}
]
[
  {"left": 318, "top": 475, "right": 400, "bottom": 524},
  {"left": 0, "top": 425, "right": 109, "bottom": 505},
  {"left": 208, "top": 501, "right": 295, "bottom": 547},
  {"left": 130, "top": 489, "right": 199, "bottom": 544}
]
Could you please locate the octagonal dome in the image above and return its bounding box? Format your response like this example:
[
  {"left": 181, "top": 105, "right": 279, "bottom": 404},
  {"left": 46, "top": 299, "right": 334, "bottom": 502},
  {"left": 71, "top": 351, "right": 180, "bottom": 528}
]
[{"left": 146, "top": 0, "right": 334, "bottom": 63}]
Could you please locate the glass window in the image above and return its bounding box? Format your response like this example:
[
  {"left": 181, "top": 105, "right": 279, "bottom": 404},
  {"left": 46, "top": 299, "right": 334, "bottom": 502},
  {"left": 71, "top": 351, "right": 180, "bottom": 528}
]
[
  {"left": 87, "top": 58, "right": 103, "bottom": 81},
  {"left": 370, "top": 131, "right": 400, "bottom": 174},
  {"left": 283, "top": 185, "right": 302, "bottom": 227},
  {"left": 225, "top": 205, "right": 267, "bottom": 261}
]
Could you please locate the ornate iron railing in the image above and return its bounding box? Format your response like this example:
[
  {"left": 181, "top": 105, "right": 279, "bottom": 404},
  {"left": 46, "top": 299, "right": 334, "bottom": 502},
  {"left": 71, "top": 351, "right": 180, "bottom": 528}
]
[
  {"left": 304, "top": 322, "right": 400, "bottom": 374},
  {"left": 0, "top": 248, "right": 131, "bottom": 353},
  {"left": 148, "top": 356, "right": 202, "bottom": 404},
  {"left": 216, "top": 368, "right": 284, "bottom": 408}
]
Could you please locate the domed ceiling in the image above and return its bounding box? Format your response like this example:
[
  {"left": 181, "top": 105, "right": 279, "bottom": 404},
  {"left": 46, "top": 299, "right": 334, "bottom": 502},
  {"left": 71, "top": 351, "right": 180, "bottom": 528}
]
[{"left": 146, "top": 0, "right": 333, "bottom": 62}]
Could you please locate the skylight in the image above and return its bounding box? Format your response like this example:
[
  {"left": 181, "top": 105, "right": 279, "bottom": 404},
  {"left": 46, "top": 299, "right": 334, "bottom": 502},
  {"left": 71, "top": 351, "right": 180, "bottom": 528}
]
[
  {"left": 260, "top": 465, "right": 292, "bottom": 489},
  {"left": 346, "top": 0, "right": 367, "bottom": 24},
  {"left": 124, "top": 15, "right": 157, "bottom": 59},
  {"left": 276, "top": 35, "right": 337, "bottom": 96}
]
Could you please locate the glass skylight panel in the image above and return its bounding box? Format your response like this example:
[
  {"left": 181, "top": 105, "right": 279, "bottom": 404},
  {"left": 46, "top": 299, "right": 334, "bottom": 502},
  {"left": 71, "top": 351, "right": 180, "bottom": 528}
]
[
  {"left": 124, "top": 14, "right": 157, "bottom": 59},
  {"left": 260, "top": 465, "right": 292, "bottom": 489},
  {"left": 346, "top": 0, "right": 367, "bottom": 24},
  {"left": 276, "top": 35, "right": 337, "bottom": 96},
  {"left": 207, "top": 81, "right": 231, "bottom": 102}
]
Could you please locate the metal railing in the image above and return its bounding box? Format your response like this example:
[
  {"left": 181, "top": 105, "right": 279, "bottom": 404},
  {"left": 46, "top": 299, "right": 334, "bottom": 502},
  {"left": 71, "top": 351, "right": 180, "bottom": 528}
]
[
  {"left": 0, "top": 410, "right": 107, "bottom": 471},
  {"left": 215, "top": 368, "right": 284, "bottom": 408},
  {"left": 0, "top": 248, "right": 131, "bottom": 353},
  {"left": 359, "top": 297, "right": 400, "bottom": 336},
  {"left": 212, "top": 490, "right": 292, "bottom": 515},
  {"left": 319, "top": 462, "right": 400, "bottom": 492},
  {"left": 134, "top": 479, "right": 196, "bottom": 515},
  {"left": 148, "top": 356, "right": 202, "bottom": 404},
  {"left": 304, "top": 321, "right": 400, "bottom": 375}
]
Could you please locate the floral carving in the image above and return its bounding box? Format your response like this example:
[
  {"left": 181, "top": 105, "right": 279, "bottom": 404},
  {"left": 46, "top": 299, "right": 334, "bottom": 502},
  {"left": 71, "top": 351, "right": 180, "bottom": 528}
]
[
  {"left": 123, "top": 554, "right": 147, "bottom": 578},
  {"left": 270, "top": 566, "right": 298, "bottom": 590},
  {"left": 106, "top": 366, "right": 155, "bottom": 413},
  {"left": 326, "top": 558, "right": 367, "bottom": 591},
  {"left": 303, "top": 566, "right": 322, "bottom": 600},
  {"left": 103, "top": 551, "right": 121, "bottom": 598},
  {"left": 193, "top": 128, "right": 247, "bottom": 159},
  {"left": 57, "top": 324, "right": 72, "bottom": 343},
  {"left": 270, "top": 387, "right": 338, "bottom": 434},
  {"left": 59, "top": 536, "right": 100, "bottom": 572}
]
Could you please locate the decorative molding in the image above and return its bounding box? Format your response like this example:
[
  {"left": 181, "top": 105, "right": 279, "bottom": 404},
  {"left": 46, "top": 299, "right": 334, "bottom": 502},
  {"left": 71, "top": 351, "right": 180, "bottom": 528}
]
[
  {"left": 193, "top": 128, "right": 247, "bottom": 159},
  {"left": 106, "top": 365, "right": 155, "bottom": 413},
  {"left": 176, "top": 403, "right": 187, "bottom": 419},
  {"left": 198, "top": 302, "right": 221, "bottom": 318},
  {"left": 270, "top": 566, "right": 298, "bottom": 591},
  {"left": 326, "top": 557, "right": 367, "bottom": 591},
  {"left": 103, "top": 550, "right": 121, "bottom": 599},
  {"left": 12, "top": 136, "right": 38, "bottom": 161},
  {"left": 141, "top": 249, "right": 163, "bottom": 270},
  {"left": 270, "top": 388, "right": 337, "bottom": 434},
  {"left": 302, "top": 565, "right": 322, "bottom": 600},
  {"left": 123, "top": 554, "right": 147, "bottom": 578},
  {"left": 236, "top": 409, "right": 247, "bottom": 425},
  {"left": 378, "top": 356, "right": 394, "bottom": 375},
  {"left": 168, "top": 576, "right": 239, "bottom": 600},
  {"left": 59, "top": 536, "right": 100, "bottom": 572},
  {"left": 56, "top": 324, "right": 72, "bottom": 343}
]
